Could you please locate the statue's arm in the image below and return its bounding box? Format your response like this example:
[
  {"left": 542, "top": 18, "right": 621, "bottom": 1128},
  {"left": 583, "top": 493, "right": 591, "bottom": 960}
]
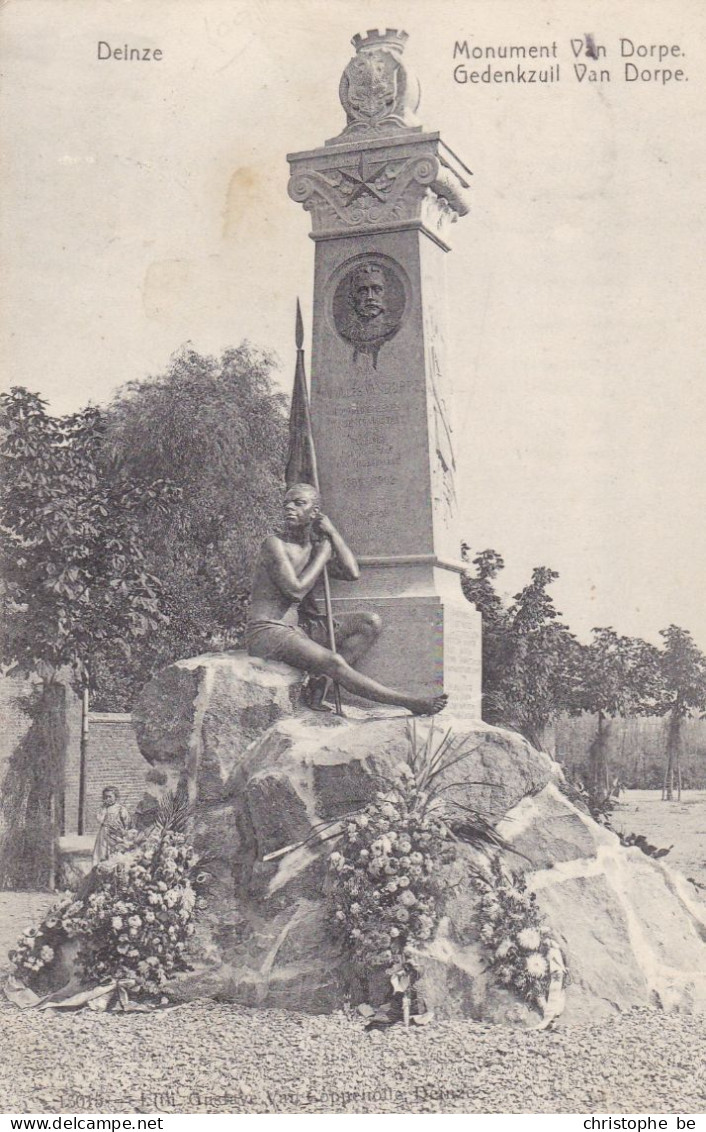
[
  {"left": 316, "top": 517, "right": 359, "bottom": 581},
  {"left": 262, "top": 535, "right": 332, "bottom": 601}
]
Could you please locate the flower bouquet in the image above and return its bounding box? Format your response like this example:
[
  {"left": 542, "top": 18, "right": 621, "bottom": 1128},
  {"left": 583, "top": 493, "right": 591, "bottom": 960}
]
[{"left": 7, "top": 790, "right": 209, "bottom": 1010}]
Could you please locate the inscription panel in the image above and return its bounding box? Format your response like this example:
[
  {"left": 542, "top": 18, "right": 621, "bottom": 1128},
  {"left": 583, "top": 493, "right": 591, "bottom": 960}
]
[{"left": 311, "top": 234, "right": 434, "bottom": 558}]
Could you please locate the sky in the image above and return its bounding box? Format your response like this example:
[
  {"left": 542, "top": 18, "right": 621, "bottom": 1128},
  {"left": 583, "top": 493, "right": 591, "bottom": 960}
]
[{"left": 2, "top": 0, "right": 706, "bottom": 649}]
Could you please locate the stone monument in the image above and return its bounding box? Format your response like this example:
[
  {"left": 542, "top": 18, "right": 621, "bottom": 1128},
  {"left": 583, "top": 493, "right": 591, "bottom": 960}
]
[
  {"left": 124, "top": 31, "right": 706, "bottom": 1029},
  {"left": 288, "top": 29, "right": 482, "bottom": 713}
]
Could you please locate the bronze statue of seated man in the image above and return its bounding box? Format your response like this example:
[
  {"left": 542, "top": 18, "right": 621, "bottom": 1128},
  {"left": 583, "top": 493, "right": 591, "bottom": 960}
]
[{"left": 246, "top": 483, "right": 447, "bottom": 716}]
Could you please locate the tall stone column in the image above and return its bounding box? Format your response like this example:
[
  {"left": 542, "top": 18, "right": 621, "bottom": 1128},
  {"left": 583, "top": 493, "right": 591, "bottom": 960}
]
[{"left": 288, "top": 29, "right": 481, "bottom": 714}]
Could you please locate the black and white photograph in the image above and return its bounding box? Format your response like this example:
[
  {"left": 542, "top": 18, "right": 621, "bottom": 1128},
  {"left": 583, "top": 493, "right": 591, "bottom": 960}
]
[{"left": 1, "top": 0, "right": 705, "bottom": 1119}]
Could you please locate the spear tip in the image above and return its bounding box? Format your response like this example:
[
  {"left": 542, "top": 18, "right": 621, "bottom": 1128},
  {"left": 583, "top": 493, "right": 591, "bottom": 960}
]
[{"left": 295, "top": 299, "right": 304, "bottom": 350}]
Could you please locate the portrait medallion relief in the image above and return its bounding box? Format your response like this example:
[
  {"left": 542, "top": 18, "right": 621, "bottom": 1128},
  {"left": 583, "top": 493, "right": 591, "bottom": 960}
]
[{"left": 331, "top": 255, "right": 407, "bottom": 366}]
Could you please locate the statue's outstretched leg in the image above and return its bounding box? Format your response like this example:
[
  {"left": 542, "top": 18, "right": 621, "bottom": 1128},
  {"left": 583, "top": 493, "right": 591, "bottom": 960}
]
[
  {"left": 264, "top": 630, "right": 446, "bottom": 715},
  {"left": 331, "top": 658, "right": 447, "bottom": 715},
  {"left": 308, "top": 611, "right": 382, "bottom": 710}
]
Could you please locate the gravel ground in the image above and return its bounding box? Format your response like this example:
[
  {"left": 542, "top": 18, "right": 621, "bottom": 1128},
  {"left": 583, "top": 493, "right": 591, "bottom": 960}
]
[{"left": 2, "top": 896, "right": 705, "bottom": 1115}]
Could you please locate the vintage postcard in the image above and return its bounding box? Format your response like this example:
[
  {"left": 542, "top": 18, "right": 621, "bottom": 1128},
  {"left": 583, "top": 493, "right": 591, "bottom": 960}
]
[{"left": 1, "top": 0, "right": 705, "bottom": 1120}]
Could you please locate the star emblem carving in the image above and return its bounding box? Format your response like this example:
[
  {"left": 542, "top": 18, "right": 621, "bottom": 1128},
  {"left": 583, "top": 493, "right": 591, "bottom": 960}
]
[{"left": 337, "top": 153, "right": 397, "bottom": 203}]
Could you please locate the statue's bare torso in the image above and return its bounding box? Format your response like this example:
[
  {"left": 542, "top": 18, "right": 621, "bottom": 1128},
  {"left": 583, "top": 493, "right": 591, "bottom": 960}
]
[
  {"left": 248, "top": 535, "right": 313, "bottom": 626},
  {"left": 246, "top": 484, "right": 447, "bottom": 716}
]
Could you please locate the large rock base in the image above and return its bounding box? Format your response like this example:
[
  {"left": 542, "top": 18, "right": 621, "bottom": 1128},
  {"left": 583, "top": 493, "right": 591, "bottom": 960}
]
[
  {"left": 418, "top": 786, "right": 706, "bottom": 1026},
  {"left": 133, "top": 656, "right": 706, "bottom": 1025},
  {"left": 132, "top": 652, "right": 304, "bottom": 801}
]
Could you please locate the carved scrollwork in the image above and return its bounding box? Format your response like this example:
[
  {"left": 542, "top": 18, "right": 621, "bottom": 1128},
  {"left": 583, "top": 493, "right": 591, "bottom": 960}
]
[
  {"left": 411, "top": 157, "right": 438, "bottom": 185},
  {"left": 288, "top": 150, "right": 468, "bottom": 238},
  {"left": 431, "top": 161, "right": 472, "bottom": 218},
  {"left": 287, "top": 29, "right": 471, "bottom": 245},
  {"left": 287, "top": 174, "right": 317, "bottom": 204}
]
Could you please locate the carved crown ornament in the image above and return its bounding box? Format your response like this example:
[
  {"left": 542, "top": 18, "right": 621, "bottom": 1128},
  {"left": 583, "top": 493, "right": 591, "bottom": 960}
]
[{"left": 287, "top": 31, "right": 472, "bottom": 249}]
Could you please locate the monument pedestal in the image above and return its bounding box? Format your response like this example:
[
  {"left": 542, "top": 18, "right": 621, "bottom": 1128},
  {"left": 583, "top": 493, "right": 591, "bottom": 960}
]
[
  {"left": 288, "top": 29, "right": 481, "bottom": 714},
  {"left": 332, "top": 563, "right": 481, "bottom": 714}
]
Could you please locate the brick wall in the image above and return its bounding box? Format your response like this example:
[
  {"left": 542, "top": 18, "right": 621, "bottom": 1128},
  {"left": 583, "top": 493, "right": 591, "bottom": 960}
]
[
  {"left": 73, "top": 713, "right": 153, "bottom": 835},
  {"left": 551, "top": 712, "right": 706, "bottom": 790},
  {"left": 0, "top": 674, "right": 35, "bottom": 770},
  {"left": 1, "top": 676, "right": 150, "bottom": 881},
  {"left": 62, "top": 690, "right": 83, "bottom": 835}
]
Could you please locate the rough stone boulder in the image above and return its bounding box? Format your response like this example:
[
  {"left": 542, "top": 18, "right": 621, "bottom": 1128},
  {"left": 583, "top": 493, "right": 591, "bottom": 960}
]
[
  {"left": 419, "top": 784, "right": 706, "bottom": 1026},
  {"left": 133, "top": 661, "right": 706, "bottom": 1026},
  {"left": 132, "top": 652, "right": 304, "bottom": 800},
  {"left": 227, "top": 710, "right": 554, "bottom": 858},
  {"left": 167, "top": 709, "right": 555, "bottom": 1013}
]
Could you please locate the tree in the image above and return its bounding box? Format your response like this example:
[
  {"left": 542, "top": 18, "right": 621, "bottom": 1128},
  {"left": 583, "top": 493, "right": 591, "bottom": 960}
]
[
  {"left": 99, "top": 343, "right": 288, "bottom": 704},
  {"left": 460, "top": 546, "right": 505, "bottom": 625},
  {"left": 500, "top": 567, "right": 580, "bottom": 750},
  {"left": 462, "top": 551, "right": 578, "bottom": 750},
  {"left": 574, "top": 627, "right": 660, "bottom": 806},
  {"left": 461, "top": 546, "right": 507, "bottom": 719},
  {"left": 654, "top": 625, "right": 706, "bottom": 801},
  {"left": 0, "top": 388, "right": 173, "bottom": 863}
]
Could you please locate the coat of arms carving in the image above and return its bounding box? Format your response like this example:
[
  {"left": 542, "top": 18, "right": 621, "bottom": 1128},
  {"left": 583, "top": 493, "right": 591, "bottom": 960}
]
[
  {"left": 344, "top": 52, "right": 398, "bottom": 123},
  {"left": 337, "top": 29, "right": 421, "bottom": 136}
]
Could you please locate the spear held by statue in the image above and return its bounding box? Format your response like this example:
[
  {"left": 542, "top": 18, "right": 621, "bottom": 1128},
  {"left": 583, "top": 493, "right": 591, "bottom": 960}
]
[
  {"left": 285, "top": 300, "right": 344, "bottom": 716},
  {"left": 245, "top": 301, "right": 445, "bottom": 716}
]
